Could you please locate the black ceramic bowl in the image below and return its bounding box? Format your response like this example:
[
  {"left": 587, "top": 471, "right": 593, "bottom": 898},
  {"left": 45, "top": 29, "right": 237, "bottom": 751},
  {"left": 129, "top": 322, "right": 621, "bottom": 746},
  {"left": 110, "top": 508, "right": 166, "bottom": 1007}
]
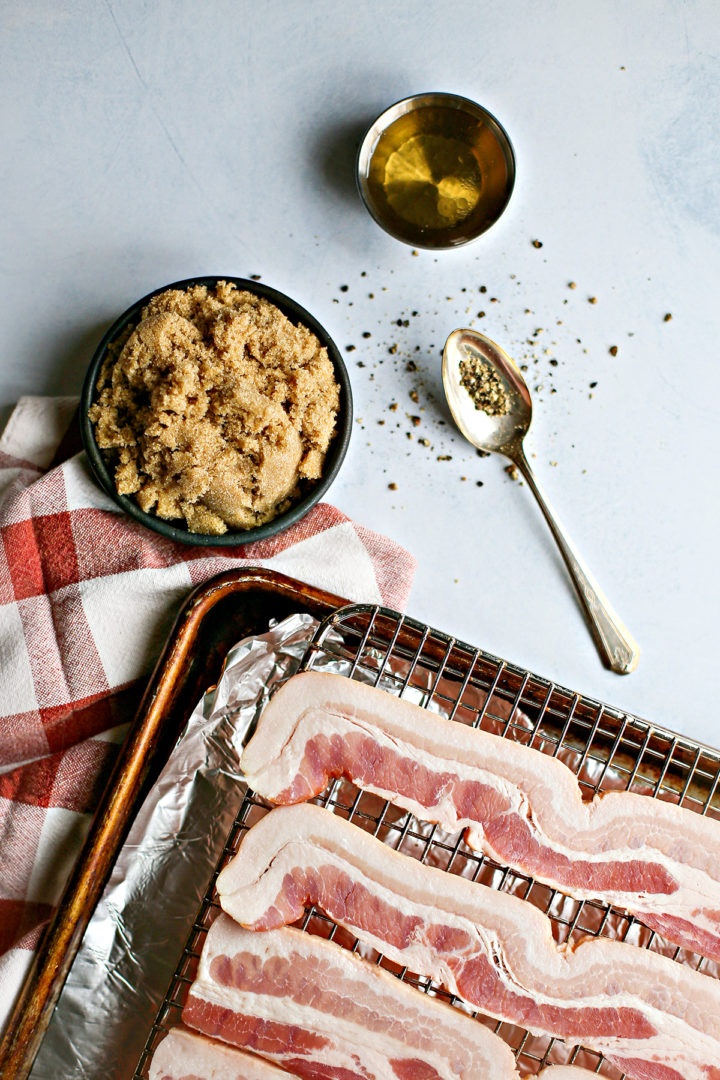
[{"left": 80, "top": 276, "right": 353, "bottom": 546}]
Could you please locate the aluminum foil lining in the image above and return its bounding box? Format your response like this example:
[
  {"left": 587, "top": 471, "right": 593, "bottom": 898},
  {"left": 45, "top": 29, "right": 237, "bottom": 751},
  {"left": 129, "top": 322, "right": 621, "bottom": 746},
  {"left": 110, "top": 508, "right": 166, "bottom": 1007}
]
[{"left": 29, "top": 613, "right": 326, "bottom": 1080}]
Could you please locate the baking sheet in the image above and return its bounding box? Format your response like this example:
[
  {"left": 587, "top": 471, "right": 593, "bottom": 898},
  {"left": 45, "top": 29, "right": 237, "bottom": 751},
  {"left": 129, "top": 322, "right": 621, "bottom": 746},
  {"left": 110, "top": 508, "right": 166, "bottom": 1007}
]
[{"left": 29, "top": 605, "right": 720, "bottom": 1079}]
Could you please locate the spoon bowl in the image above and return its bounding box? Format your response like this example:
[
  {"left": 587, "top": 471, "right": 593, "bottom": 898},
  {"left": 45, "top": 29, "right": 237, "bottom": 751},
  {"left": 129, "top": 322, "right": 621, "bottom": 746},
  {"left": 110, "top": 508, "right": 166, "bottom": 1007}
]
[
  {"left": 442, "top": 327, "right": 640, "bottom": 675},
  {"left": 443, "top": 329, "right": 532, "bottom": 455}
]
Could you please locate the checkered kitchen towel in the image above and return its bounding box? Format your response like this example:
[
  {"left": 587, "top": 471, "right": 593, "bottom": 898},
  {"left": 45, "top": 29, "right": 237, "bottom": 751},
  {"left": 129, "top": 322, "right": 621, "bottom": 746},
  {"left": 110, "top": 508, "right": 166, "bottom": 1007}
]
[{"left": 0, "top": 396, "right": 416, "bottom": 1029}]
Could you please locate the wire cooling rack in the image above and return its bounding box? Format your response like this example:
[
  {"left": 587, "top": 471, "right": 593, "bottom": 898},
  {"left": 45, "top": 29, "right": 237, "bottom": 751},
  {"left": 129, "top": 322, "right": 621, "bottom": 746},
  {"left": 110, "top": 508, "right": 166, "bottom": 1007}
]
[{"left": 134, "top": 603, "right": 720, "bottom": 1079}]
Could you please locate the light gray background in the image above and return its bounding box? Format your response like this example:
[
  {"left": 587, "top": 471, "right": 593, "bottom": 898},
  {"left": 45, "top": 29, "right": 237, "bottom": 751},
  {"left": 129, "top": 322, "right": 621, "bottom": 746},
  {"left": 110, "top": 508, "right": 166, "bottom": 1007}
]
[{"left": 2, "top": 1, "right": 718, "bottom": 739}]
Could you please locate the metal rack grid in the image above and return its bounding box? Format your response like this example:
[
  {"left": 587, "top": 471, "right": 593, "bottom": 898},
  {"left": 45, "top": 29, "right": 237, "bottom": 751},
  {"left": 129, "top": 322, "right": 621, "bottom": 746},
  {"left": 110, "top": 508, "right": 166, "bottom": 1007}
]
[{"left": 134, "top": 603, "right": 720, "bottom": 1079}]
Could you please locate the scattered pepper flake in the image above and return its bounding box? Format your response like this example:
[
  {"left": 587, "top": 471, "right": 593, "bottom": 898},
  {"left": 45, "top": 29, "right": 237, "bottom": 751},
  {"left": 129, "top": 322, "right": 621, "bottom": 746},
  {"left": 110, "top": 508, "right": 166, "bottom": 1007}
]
[
  {"left": 589, "top": 296, "right": 598, "bottom": 304},
  {"left": 339, "top": 284, "right": 349, "bottom": 292},
  {"left": 409, "top": 415, "right": 421, "bottom": 427},
  {"left": 362, "top": 331, "right": 372, "bottom": 338},
  {"left": 388, "top": 344, "right": 398, "bottom": 354},
  {"left": 437, "top": 454, "right": 452, "bottom": 461},
  {"left": 609, "top": 345, "right": 618, "bottom": 356},
  {"left": 345, "top": 344, "right": 356, "bottom": 352},
  {"left": 664, "top": 312, "right": 673, "bottom": 322},
  {"left": 532, "top": 239, "right": 543, "bottom": 248},
  {"left": 505, "top": 464, "right": 519, "bottom": 480},
  {"left": 409, "top": 390, "right": 419, "bottom": 403},
  {"left": 388, "top": 482, "right": 397, "bottom": 490},
  {"left": 389, "top": 402, "right": 399, "bottom": 412},
  {"left": 568, "top": 281, "right": 576, "bottom": 289}
]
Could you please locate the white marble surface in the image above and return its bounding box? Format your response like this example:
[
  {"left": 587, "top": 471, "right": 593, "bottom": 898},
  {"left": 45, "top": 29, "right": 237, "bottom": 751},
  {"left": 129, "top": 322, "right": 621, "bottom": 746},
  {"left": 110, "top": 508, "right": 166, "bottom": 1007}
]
[{"left": 2, "top": 1, "right": 718, "bottom": 740}]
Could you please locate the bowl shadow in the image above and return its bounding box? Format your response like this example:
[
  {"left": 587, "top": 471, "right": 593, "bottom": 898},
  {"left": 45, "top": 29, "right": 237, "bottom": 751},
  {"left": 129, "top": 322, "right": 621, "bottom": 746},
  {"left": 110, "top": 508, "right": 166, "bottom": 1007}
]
[{"left": 311, "top": 116, "right": 374, "bottom": 208}]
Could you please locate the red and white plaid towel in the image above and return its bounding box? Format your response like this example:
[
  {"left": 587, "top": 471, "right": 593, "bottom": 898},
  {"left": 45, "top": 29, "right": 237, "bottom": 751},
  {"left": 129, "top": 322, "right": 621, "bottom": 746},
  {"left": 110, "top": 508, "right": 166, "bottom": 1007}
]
[{"left": 0, "top": 396, "right": 416, "bottom": 1029}]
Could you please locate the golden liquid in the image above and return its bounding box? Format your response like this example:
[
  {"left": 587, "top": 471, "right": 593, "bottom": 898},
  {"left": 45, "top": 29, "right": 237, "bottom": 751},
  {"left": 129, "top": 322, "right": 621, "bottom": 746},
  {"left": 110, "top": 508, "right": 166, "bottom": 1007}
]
[{"left": 367, "top": 106, "right": 513, "bottom": 247}]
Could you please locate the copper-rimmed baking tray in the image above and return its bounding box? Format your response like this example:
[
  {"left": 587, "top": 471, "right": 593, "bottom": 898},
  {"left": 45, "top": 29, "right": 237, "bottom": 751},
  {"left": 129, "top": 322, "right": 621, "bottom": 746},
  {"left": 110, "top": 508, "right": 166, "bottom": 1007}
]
[
  {"left": 0, "top": 568, "right": 347, "bottom": 1080},
  {"left": 133, "top": 601, "right": 720, "bottom": 1078},
  {"left": 4, "top": 569, "right": 720, "bottom": 1078}
]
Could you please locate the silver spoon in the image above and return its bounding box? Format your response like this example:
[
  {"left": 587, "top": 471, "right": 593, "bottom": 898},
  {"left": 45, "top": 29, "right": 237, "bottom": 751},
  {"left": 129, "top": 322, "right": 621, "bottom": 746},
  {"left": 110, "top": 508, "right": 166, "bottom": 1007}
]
[{"left": 442, "top": 328, "right": 640, "bottom": 674}]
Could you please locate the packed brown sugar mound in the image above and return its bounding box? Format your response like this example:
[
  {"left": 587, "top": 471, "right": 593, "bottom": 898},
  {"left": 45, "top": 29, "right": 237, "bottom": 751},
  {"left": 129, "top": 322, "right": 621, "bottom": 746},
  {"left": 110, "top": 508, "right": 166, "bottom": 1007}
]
[{"left": 89, "top": 282, "right": 340, "bottom": 535}]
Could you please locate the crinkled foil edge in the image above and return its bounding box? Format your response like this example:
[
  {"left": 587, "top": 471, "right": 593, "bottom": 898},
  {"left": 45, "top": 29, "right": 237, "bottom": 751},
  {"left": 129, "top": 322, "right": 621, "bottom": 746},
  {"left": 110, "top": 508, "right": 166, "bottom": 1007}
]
[{"left": 30, "top": 613, "right": 320, "bottom": 1080}]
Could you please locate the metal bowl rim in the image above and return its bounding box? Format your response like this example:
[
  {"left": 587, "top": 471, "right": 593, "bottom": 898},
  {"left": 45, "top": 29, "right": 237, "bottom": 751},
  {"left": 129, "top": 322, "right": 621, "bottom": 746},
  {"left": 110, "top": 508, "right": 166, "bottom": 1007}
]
[{"left": 355, "top": 91, "right": 516, "bottom": 250}]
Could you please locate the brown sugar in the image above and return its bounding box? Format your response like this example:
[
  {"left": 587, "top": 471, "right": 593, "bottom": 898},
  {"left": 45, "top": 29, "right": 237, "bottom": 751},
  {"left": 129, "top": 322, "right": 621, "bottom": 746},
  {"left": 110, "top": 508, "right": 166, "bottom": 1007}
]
[{"left": 89, "top": 282, "right": 340, "bottom": 535}]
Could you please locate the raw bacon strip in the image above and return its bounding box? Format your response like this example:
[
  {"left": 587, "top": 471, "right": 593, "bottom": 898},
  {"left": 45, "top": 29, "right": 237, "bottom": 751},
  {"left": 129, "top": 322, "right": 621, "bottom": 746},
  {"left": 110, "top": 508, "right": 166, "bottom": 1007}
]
[
  {"left": 148, "top": 1026, "right": 297, "bottom": 1080},
  {"left": 183, "top": 914, "right": 599, "bottom": 1080},
  {"left": 217, "top": 804, "right": 720, "bottom": 1080},
  {"left": 240, "top": 671, "right": 720, "bottom": 961},
  {"left": 183, "top": 912, "right": 517, "bottom": 1080}
]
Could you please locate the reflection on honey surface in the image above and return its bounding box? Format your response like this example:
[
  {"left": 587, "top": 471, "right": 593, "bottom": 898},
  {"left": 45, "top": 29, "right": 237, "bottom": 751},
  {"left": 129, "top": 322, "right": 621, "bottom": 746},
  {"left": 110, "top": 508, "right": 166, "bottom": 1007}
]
[{"left": 384, "top": 133, "right": 482, "bottom": 227}]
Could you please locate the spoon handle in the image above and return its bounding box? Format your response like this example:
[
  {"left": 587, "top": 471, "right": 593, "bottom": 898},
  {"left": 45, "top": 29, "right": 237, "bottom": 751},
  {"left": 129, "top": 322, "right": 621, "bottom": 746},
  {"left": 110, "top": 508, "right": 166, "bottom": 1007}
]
[{"left": 512, "top": 447, "right": 640, "bottom": 674}]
